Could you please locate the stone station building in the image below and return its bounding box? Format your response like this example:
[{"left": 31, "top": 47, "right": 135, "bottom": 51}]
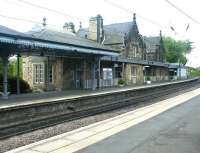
[
  {"left": 0, "top": 14, "right": 182, "bottom": 98},
  {"left": 78, "top": 14, "right": 169, "bottom": 85}
]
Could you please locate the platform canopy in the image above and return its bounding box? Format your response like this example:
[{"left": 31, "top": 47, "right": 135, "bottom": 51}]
[
  {"left": 0, "top": 25, "right": 119, "bottom": 99},
  {"left": 0, "top": 25, "right": 119, "bottom": 57}
]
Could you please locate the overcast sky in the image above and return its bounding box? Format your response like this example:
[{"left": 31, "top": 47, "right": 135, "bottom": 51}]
[{"left": 0, "top": 0, "right": 199, "bottom": 67}]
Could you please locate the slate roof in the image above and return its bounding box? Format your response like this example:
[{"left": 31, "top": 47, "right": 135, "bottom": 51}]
[
  {"left": 0, "top": 25, "right": 119, "bottom": 56},
  {"left": 144, "top": 36, "right": 161, "bottom": 53},
  {"left": 77, "top": 22, "right": 133, "bottom": 45},
  {"left": 104, "top": 22, "right": 133, "bottom": 44},
  {"left": 77, "top": 22, "right": 161, "bottom": 51},
  {"left": 27, "top": 28, "right": 115, "bottom": 51},
  {"left": 0, "top": 25, "right": 28, "bottom": 37}
]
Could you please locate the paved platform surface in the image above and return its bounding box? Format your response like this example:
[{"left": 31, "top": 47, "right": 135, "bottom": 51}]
[
  {"left": 77, "top": 90, "right": 200, "bottom": 153},
  {"left": 6, "top": 87, "right": 200, "bottom": 153},
  {"left": 0, "top": 79, "right": 191, "bottom": 109}
]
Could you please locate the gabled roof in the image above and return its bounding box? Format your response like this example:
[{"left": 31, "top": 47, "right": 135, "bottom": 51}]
[
  {"left": 144, "top": 36, "right": 161, "bottom": 53},
  {"left": 77, "top": 19, "right": 161, "bottom": 52},
  {"left": 27, "top": 28, "right": 115, "bottom": 51},
  {"left": 104, "top": 22, "right": 133, "bottom": 44},
  {"left": 77, "top": 22, "right": 133, "bottom": 45}
]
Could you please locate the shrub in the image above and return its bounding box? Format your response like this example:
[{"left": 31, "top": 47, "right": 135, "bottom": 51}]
[
  {"left": 0, "top": 75, "right": 31, "bottom": 94},
  {"left": 146, "top": 76, "right": 151, "bottom": 81},
  {"left": 118, "top": 79, "right": 125, "bottom": 85}
]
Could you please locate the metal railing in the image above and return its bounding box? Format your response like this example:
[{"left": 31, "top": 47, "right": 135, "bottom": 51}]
[{"left": 83, "top": 78, "right": 119, "bottom": 89}]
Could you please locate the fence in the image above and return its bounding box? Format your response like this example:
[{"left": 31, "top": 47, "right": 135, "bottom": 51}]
[{"left": 83, "top": 78, "right": 119, "bottom": 89}]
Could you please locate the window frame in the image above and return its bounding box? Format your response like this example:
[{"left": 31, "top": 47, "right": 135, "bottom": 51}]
[{"left": 32, "top": 63, "right": 45, "bottom": 85}]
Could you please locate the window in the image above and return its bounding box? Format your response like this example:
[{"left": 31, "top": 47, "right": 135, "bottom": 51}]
[
  {"left": 133, "top": 47, "right": 137, "bottom": 57},
  {"left": 33, "top": 64, "right": 44, "bottom": 84},
  {"left": 103, "top": 68, "right": 113, "bottom": 80}
]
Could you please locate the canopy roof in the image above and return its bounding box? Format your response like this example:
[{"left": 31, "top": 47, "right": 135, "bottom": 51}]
[{"left": 0, "top": 25, "right": 119, "bottom": 56}]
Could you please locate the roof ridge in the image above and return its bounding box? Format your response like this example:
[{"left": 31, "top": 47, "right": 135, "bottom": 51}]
[{"left": 104, "top": 21, "right": 132, "bottom": 27}]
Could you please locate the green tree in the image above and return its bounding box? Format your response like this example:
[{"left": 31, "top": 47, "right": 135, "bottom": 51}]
[
  {"left": 0, "top": 57, "right": 23, "bottom": 78},
  {"left": 190, "top": 68, "right": 200, "bottom": 77},
  {"left": 9, "top": 58, "right": 23, "bottom": 78},
  {"left": 163, "top": 37, "right": 193, "bottom": 65}
]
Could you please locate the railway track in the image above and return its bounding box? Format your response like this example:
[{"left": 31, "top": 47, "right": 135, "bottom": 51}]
[{"left": 0, "top": 78, "right": 199, "bottom": 140}]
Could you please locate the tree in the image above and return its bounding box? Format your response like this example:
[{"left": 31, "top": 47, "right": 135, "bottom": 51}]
[
  {"left": 0, "top": 56, "right": 23, "bottom": 78},
  {"left": 9, "top": 58, "right": 23, "bottom": 78},
  {"left": 163, "top": 37, "right": 193, "bottom": 65},
  {"left": 0, "top": 57, "right": 30, "bottom": 94},
  {"left": 190, "top": 68, "right": 200, "bottom": 77}
]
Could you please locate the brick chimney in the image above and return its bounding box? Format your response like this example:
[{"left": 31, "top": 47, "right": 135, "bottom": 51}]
[
  {"left": 88, "top": 14, "right": 104, "bottom": 43},
  {"left": 63, "top": 22, "right": 75, "bottom": 33}
]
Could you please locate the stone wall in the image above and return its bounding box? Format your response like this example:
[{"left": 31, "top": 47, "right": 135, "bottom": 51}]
[
  {"left": 88, "top": 18, "right": 97, "bottom": 41},
  {"left": 124, "top": 64, "right": 131, "bottom": 84},
  {"left": 136, "top": 65, "right": 144, "bottom": 84},
  {"left": 53, "top": 57, "right": 64, "bottom": 91},
  {"left": 22, "top": 56, "right": 97, "bottom": 91},
  {"left": 149, "top": 67, "right": 169, "bottom": 81},
  {"left": 123, "top": 64, "right": 144, "bottom": 85},
  {"left": 22, "top": 56, "right": 46, "bottom": 91},
  {"left": 22, "top": 57, "right": 32, "bottom": 87},
  {"left": 88, "top": 15, "right": 104, "bottom": 43}
]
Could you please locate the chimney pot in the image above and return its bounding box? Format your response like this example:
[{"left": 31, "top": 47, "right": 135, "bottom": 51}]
[
  {"left": 43, "top": 17, "right": 47, "bottom": 27},
  {"left": 63, "top": 22, "right": 75, "bottom": 33},
  {"left": 133, "top": 13, "right": 136, "bottom": 21},
  {"left": 79, "top": 21, "right": 82, "bottom": 29}
]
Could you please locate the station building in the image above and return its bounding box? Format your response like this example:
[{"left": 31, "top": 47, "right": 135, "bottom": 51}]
[
  {"left": 0, "top": 14, "right": 187, "bottom": 97},
  {"left": 77, "top": 14, "right": 169, "bottom": 85}
]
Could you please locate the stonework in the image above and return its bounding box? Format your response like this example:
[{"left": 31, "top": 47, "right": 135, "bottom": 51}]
[
  {"left": 22, "top": 56, "right": 46, "bottom": 91},
  {"left": 21, "top": 14, "right": 170, "bottom": 92},
  {"left": 53, "top": 57, "right": 64, "bottom": 91},
  {"left": 88, "top": 15, "right": 104, "bottom": 43},
  {"left": 22, "top": 57, "right": 32, "bottom": 87},
  {"left": 136, "top": 65, "right": 144, "bottom": 84},
  {"left": 123, "top": 64, "right": 144, "bottom": 85}
]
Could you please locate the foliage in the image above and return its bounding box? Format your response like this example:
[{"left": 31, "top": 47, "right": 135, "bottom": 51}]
[
  {"left": 163, "top": 37, "right": 193, "bottom": 65},
  {"left": 0, "top": 57, "right": 23, "bottom": 78},
  {"left": 0, "top": 75, "right": 31, "bottom": 94},
  {"left": 0, "top": 56, "right": 29, "bottom": 94},
  {"left": 146, "top": 76, "right": 151, "bottom": 81},
  {"left": 9, "top": 58, "right": 23, "bottom": 78},
  {"left": 190, "top": 68, "right": 200, "bottom": 77},
  {"left": 118, "top": 79, "right": 126, "bottom": 85}
]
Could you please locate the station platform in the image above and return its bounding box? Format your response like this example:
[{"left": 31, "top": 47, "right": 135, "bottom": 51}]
[
  {"left": 7, "top": 86, "right": 200, "bottom": 153},
  {"left": 0, "top": 79, "right": 193, "bottom": 109}
]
